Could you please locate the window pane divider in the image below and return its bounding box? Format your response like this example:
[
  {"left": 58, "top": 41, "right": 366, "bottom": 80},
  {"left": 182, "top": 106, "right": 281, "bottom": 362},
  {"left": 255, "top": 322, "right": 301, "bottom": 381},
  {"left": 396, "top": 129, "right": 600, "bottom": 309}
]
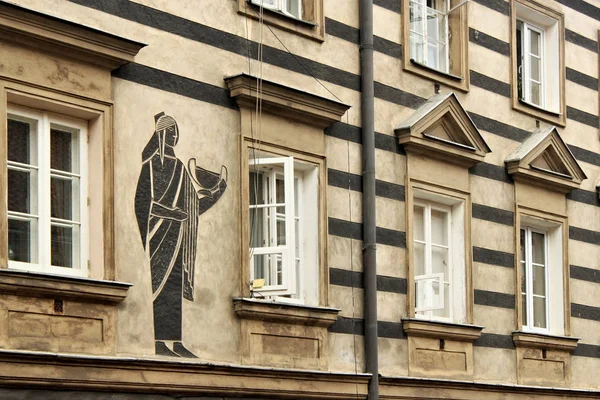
[{"left": 7, "top": 161, "right": 38, "bottom": 171}]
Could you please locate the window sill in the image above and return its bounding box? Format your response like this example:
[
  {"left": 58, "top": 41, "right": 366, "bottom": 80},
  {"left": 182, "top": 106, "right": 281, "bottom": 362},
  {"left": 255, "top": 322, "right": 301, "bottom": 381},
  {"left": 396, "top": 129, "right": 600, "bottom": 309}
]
[
  {"left": 233, "top": 297, "right": 340, "bottom": 327},
  {"left": 512, "top": 331, "right": 579, "bottom": 351},
  {"left": 0, "top": 269, "right": 131, "bottom": 304},
  {"left": 246, "top": 1, "right": 316, "bottom": 27},
  {"left": 410, "top": 60, "right": 463, "bottom": 82},
  {"left": 518, "top": 99, "right": 561, "bottom": 117},
  {"left": 512, "top": 96, "right": 566, "bottom": 127},
  {"left": 402, "top": 318, "right": 484, "bottom": 342}
]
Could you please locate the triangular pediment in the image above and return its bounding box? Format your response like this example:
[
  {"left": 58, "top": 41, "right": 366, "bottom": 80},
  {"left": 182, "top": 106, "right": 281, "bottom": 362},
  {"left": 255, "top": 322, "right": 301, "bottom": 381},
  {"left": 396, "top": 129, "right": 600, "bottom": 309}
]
[
  {"left": 505, "top": 126, "right": 587, "bottom": 192},
  {"left": 395, "top": 93, "right": 491, "bottom": 167}
]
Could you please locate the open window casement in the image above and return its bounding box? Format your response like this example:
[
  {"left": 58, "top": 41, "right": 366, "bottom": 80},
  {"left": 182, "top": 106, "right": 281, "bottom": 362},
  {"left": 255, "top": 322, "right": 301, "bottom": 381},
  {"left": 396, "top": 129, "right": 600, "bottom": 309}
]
[
  {"left": 395, "top": 92, "right": 490, "bottom": 167},
  {"left": 505, "top": 126, "right": 587, "bottom": 193},
  {"left": 249, "top": 155, "right": 296, "bottom": 297},
  {"left": 250, "top": 0, "right": 301, "bottom": 19}
]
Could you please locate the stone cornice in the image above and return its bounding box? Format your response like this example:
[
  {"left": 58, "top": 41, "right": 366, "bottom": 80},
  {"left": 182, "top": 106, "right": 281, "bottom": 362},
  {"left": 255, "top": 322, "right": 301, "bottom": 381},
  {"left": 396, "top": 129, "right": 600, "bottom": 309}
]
[
  {"left": 512, "top": 331, "right": 579, "bottom": 351},
  {"left": 224, "top": 73, "right": 351, "bottom": 128},
  {"left": 0, "top": 349, "right": 370, "bottom": 398},
  {"left": 0, "top": 269, "right": 131, "bottom": 304},
  {"left": 402, "top": 318, "right": 484, "bottom": 342},
  {"left": 0, "top": 1, "right": 146, "bottom": 69},
  {"left": 233, "top": 297, "right": 340, "bottom": 327}
]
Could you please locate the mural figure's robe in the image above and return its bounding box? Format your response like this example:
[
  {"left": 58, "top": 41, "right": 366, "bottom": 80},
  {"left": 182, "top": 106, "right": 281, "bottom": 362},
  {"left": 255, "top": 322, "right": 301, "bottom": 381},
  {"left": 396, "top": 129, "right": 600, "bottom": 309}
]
[{"left": 134, "top": 112, "right": 226, "bottom": 357}]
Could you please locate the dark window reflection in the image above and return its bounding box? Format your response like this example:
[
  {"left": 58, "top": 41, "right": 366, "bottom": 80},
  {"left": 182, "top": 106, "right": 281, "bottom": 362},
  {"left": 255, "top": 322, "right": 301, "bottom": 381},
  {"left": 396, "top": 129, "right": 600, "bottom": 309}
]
[
  {"left": 51, "top": 177, "right": 72, "bottom": 220},
  {"left": 8, "top": 169, "right": 31, "bottom": 214},
  {"left": 8, "top": 218, "right": 31, "bottom": 262},
  {"left": 51, "top": 225, "right": 73, "bottom": 268},
  {"left": 7, "top": 119, "right": 30, "bottom": 164},
  {"left": 51, "top": 128, "right": 73, "bottom": 172}
]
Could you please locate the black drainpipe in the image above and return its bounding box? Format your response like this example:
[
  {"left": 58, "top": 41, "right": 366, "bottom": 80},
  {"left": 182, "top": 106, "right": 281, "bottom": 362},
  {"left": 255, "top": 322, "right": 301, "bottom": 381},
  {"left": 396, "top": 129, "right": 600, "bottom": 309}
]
[{"left": 359, "top": 0, "right": 378, "bottom": 399}]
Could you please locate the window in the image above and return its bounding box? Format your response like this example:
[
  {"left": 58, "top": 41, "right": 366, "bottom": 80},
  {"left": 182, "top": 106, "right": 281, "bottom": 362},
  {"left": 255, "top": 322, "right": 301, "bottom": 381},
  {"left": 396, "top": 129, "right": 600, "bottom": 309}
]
[
  {"left": 520, "top": 227, "right": 548, "bottom": 331},
  {"left": 512, "top": 0, "right": 565, "bottom": 125},
  {"left": 402, "top": 0, "right": 469, "bottom": 91},
  {"left": 517, "top": 213, "right": 565, "bottom": 335},
  {"left": 7, "top": 106, "right": 88, "bottom": 277},
  {"left": 248, "top": 149, "right": 318, "bottom": 305},
  {"left": 237, "top": 0, "right": 325, "bottom": 42},
  {"left": 411, "top": 189, "right": 466, "bottom": 323},
  {"left": 409, "top": 0, "right": 449, "bottom": 73},
  {"left": 250, "top": 0, "right": 301, "bottom": 19}
]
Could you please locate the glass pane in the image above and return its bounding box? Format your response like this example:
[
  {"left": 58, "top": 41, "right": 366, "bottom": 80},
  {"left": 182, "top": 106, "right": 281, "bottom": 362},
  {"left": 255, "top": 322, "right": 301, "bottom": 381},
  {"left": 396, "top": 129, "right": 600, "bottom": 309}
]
[
  {"left": 521, "top": 261, "right": 526, "bottom": 293},
  {"left": 415, "top": 277, "right": 442, "bottom": 310},
  {"left": 276, "top": 176, "right": 285, "bottom": 214},
  {"left": 249, "top": 206, "right": 276, "bottom": 248},
  {"left": 530, "top": 56, "right": 541, "bottom": 82},
  {"left": 410, "top": 32, "right": 424, "bottom": 63},
  {"left": 522, "top": 294, "right": 528, "bottom": 326},
  {"left": 51, "top": 224, "right": 74, "bottom": 268},
  {"left": 532, "top": 232, "right": 545, "bottom": 264},
  {"left": 8, "top": 119, "right": 34, "bottom": 164},
  {"left": 276, "top": 216, "right": 286, "bottom": 246},
  {"left": 249, "top": 172, "right": 264, "bottom": 205},
  {"left": 285, "top": 0, "right": 300, "bottom": 17},
  {"left": 253, "top": 253, "right": 283, "bottom": 287},
  {"left": 431, "top": 209, "right": 448, "bottom": 245},
  {"left": 433, "top": 282, "right": 450, "bottom": 318},
  {"left": 51, "top": 127, "right": 76, "bottom": 173},
  {"left": 520, "top": 229, "right": 525, "bottom": 262},
  {"left": 530, "top": 82, "right": 541, "bottom": 106},
  {"left": 533, "top": 264, "right": 546, "bottom": 296},
  {"left": 8, "top": 218, "right": 35, "bottom": 262},
  {"left": 414, "top": 206, "right": 424, "bottom": 241},
  {"left": 533, "top": 296, "right": 547, "bottom": 328},
  {"left": 8, "top": 168, "right": 35, "bottom": 214},
  {"left": 427, "top": 42, "right": 439, "bottom": 69},
  {"left": 414, "top": 242, "right": 425, "bottom": 276},
  {"left": 410, "top": 2, "right": 423, "bottom": 33},
  {"left": 529, "top": 29, "right": 540, "bottom": 56},
  {"left": 51, "top": 176, "right": 74, "bottom": 220},
  {"left": 432, "top": 245, "right": 448, "bottom": 275}
]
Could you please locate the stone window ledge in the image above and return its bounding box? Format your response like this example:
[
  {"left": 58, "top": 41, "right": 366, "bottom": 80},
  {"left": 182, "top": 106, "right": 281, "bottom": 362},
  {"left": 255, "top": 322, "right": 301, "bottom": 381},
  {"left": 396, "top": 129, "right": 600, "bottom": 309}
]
[
  {"left": 0, "top": 269, "right": 131, "bottom": 304},
  {"left": 512, "top": 331, "right": 579, "bottom": 351},
  {"left": 402, "top": 318, "right": 484, "bottom": 342},
  {"left": 233, "top": 297, "right": 340, "bottom": 327}
]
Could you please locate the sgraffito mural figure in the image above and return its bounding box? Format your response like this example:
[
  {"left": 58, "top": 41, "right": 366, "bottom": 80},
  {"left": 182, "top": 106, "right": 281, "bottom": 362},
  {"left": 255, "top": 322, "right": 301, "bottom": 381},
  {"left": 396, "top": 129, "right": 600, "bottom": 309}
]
[{"left": 135, "top": 112, "right": 227, "bottom": 358}]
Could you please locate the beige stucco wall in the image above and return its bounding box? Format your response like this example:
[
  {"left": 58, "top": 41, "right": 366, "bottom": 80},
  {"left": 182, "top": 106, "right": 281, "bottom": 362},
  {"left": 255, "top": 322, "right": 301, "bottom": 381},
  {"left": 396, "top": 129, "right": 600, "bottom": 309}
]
[{"left": 0, "top": 0, "right": 598, "bottom": 395}]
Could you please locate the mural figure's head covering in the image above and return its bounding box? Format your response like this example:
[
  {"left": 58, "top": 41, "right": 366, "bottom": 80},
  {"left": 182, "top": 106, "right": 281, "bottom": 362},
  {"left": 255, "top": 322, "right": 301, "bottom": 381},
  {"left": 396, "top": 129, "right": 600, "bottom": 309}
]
[{"left": 141, "top": 112, "right": 180, "bottom": 164}]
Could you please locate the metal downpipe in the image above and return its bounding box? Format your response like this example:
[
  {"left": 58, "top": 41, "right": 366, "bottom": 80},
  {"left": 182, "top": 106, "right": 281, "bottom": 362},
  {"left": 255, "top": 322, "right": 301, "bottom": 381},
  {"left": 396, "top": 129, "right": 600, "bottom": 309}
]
[{"left": 359, "top": 0, "right": 378, "bottom": 399}]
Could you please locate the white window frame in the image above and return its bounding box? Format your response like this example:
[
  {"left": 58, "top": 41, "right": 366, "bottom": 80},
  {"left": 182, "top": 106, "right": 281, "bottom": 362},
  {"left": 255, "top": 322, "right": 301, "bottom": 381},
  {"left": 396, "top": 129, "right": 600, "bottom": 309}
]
[
  {"left": 518, "top": 20, "right": 545, "bottom": 108},
  {"left": 413, "top": 199, "right": 453, "bottom": 321},
  {"left": 520, "top": 226, "right": 550, "bottom": 333},
  {"left": 250, "top": 0, "right": 302, "bottom": 19},
  {"left": 248, "top": 153, "right": 319, "bottom": 305},
  {"left": 7, "top": 105, "right": 89, "bottom": 278},
  {"left": 409, "top": 0, "right": 450, "bottom": 73}
]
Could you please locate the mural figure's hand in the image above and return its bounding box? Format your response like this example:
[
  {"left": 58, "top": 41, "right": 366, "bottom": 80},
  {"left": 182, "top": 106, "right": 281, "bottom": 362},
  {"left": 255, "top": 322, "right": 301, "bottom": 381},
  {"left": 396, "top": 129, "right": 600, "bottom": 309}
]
[{"left": 150, "top": 201, "right": 189, "bottom": 221}]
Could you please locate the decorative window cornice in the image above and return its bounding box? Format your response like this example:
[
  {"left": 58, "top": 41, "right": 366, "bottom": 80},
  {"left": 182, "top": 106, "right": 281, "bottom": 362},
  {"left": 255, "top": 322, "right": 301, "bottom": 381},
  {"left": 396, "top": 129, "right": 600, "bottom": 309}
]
[
  {"left": 395, "top": 92, "right": 491, "bottom": 167},
  {"left": 225, "top": 73, "right": 350, "bottom": 128},
  {"left": 505, "top": 126, "right": 587, "bottom": 193},
  {"left": 0, "top": 2, "right": 145, "bottom": 70}
]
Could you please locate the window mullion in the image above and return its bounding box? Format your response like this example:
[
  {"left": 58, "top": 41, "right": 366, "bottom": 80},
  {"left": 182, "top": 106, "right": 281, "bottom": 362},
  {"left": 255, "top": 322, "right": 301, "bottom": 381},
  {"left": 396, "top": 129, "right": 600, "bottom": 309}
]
[
  {"left": 523, "top": 24, "right": 531, "bottom": 103},
  {"left": 421, "top": 2, "right": 428, "bottom": 65},
  {"left": 526, "top": 228, "right": 534, "bottom": 329},
  {"left": 283, "top": 156, "right": 296, "bottom": 293},
  {"left": 39, "top": 113, "right": 51, "bottom": 271},
  {"left": 544, "top": 232, "right": 550, "bottom": 330}
]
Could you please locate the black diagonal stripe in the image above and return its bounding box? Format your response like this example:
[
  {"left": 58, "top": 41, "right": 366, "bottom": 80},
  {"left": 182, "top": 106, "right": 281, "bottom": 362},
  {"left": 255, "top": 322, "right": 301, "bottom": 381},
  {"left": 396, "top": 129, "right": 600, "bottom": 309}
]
[
  {"left": 566, "top": 29, "right": 598, "bottom": 53},
  {"left": 378, "top": 321, "right": 406, "bottom": 339},
  {"left": 468, "top": 112, "right": 530, "bottom": 142},
  {"left": 567, "top": 106, "right": 600, "bottom": 128},
  {"left": 469, "top": 28, "right": 510, "bottom": 56},
  {"left": 374, "top": 81, "right": 426, "bottom": 109},
  {"left": 327, "top": 169, "right": 362, "bottom": 192},
  {"left": 329, "top": 268, "right": 407, "bottom": 294},
  {"left": 469, "top": 162, "right": 513, "bottom": 184},
  {"left": 570, "top": 265, "right": 600, "bottom": 284},
  {"left": 375, "top": 180, "right": 405, "bottom": 202},
  {"left": 377, "top": 275, "right": 407, "bottom": 294},
  {"left": 567, "top": 189, "right": 600, "bottom": 207},
  {"left": 568, "top": 144, "right": 600, "bottom": 167},
  {"left": 555, "top": 0, "right": 600, "bottom": 23},
  {"left": 325, "top": 122, "right": 362, "bottom": 143},
  {"left": 374, "top": 0, "right": 401, "bottom": 13},
  {"left": 569, "top": 226, "right": 600, "bottom": 246},
  {"left": 474, "top": 333, "right": 515, "bottom": 349},
  {"left": 325, "top": 18, "right": 359, "bottom": 44},
  {"left": 472, "top": 0, "right": 509, "bottom": 15},
  {"left": 470, "top": 70, "right": 511, "bottom": 97},
  {"left": 566, "top": 68, "right": 599, "bottom": 91},
  {"left": 472, "top": 204, "right": 514, "bottom": 226},
  {"left": 572, "top": 303, "right": 600, "bottom": 322},
  {"left": 328, "top": 316, "right": 364, "bottom": 335},
  {"left": 328, "top": 218, "right": 406, "bottom": 248},
  {"left": 473, "top": 247, "right": 514, "bottom": 268},
  {"left": 573, "top": 343, "right": 600, "bottom": 358},
  {"left": 474, "top": 289, "right": 515, "bottom": 309},
  {"left": 113, "top": 64, "right": 236, "bottom": 110},
  {"left": 374, "top": 36, "right": 403, "bottom": 59}
]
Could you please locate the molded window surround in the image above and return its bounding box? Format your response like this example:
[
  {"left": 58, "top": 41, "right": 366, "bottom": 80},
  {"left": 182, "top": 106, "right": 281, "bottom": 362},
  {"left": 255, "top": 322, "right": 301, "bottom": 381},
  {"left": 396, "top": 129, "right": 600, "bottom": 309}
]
[
  {"left": 237, "top": 0, "right": 325, "bottom": 42},
  {"left": 511, "top": 0, "right": 566, "bottom": 126},
  {"left": 402, "top": 0, "right": 470, "bottom": 91}
]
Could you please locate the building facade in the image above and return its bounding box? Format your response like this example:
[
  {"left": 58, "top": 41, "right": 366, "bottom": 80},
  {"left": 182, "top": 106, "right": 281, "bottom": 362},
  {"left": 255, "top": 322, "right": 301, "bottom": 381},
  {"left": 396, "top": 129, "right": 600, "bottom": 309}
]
[{"left": 0, "top": 0, "right": 598, "bottom": 399}]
